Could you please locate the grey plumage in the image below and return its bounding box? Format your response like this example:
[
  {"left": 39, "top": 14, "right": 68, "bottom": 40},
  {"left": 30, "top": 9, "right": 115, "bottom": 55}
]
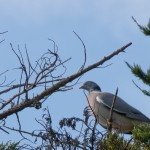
[{"left": 80, "top": 81, "right": 150, "bottom": 133}]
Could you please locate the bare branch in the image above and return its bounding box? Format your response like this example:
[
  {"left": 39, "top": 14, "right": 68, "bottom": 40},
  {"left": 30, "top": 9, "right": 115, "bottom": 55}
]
[
  {"left": 0, "top": 31, "right": 8, "bottom": 44},
  {"left": 73, "top": 31, "right": 87, "bottom": 71},
  {"left": 0, "top": 31, "right": 8, "bottom": 34},
  {"left": 0, "top": 39, "right": 5, "bottom": 44},
  {"left": 0, "top": 42, "right": 132, "bottom": 120},
  {"left": 107, "top": 87, "right": 118, "bottom": 132}
]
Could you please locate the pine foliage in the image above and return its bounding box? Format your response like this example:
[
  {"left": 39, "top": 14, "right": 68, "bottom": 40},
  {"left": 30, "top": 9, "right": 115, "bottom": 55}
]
[
  {"left": 132, "top": 17, "right": 150, "bottom": 36},
  {"left": 126, "top": 18, "right": 150, "bottom": 96}
]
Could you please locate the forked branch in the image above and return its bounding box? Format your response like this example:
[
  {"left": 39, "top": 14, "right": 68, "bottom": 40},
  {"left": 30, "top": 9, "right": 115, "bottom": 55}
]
[{"left": 0, "top": 42, "right": 132, "bottom": 120}]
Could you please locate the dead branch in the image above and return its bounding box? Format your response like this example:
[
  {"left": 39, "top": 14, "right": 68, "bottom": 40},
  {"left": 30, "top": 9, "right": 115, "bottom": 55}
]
[
  {"left": 0, "top": 31, "right": 8, "bottom": 34},
  {"left": 0, "top": 42, "right": 132, "bottom": 120},
  {"left": 73, "top": 31, "right": 87, "bottom": 71},
  {"left": 0, "top": 30, "right": 8, "bottom": 44},
  {"left": 107, "top": 87, "right": 118, "bottom": 132}
]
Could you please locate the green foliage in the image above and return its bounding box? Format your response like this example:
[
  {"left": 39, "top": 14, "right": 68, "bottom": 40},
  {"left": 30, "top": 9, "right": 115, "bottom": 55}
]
[
  {"left": 97, "top": 125, "right": 150, "bottom": 150},
  {"left": 125, "top": 19, "right": 150, "bottom": 149},
  {"left": 133, "top": 124, "right": 150, "bottom": 150},
  {"left": 132, "top": 17, "right": 150, "bottom": 36},
  {"left": 0, "top": 141, "right": 20, "bottom": 150},
  {"left": 126, "top": 62, "right": 150, "bottom": 96},
  {"left": 58, "top": 116, "right": 150, "bottom": 149},
  {"left": 98, "top": 133, "right": 128, "bottom": 150},
  {"left": 126, "top": 17, "right": 150, "bottom": 96},
  {"left": 126, "top": 62, "right": 150, "bottom": 85}
]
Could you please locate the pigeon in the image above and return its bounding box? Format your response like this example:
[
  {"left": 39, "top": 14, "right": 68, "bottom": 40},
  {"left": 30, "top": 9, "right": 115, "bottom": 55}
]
[{"left": 79, "top": 81, "right": 150, "bottom": 133}]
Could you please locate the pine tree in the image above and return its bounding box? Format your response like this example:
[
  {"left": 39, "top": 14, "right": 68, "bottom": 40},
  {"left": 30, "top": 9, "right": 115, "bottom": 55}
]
[{"left": 126, "top": 17, "right": 150, "bottom": 96}]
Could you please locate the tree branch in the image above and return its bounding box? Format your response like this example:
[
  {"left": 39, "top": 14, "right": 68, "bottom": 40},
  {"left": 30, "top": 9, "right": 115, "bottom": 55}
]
[
  {"left": 107, "top": 87, "right": 118, "bottom": 132},
  {"left": 0, "top": 42, "right": 132, "bottom": 120}
]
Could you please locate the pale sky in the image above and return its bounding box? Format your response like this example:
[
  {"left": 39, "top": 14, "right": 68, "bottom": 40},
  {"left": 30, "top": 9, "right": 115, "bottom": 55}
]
[{"left": 0, "top": 0, "right": 150, "bottom": 146}]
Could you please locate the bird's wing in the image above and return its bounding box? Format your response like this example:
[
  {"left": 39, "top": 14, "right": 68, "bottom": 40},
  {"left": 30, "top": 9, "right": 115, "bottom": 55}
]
[
  {"left": 96, "top": 95, "right": 126, "bottom": 115},
  {"left": 96, "top": 92, "right": 150, "bottom": 123}
]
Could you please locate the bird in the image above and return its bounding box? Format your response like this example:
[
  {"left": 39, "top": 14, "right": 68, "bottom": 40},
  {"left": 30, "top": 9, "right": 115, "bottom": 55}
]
[{"left": 79, "top": 81, "right": 150, "bottom": 134}]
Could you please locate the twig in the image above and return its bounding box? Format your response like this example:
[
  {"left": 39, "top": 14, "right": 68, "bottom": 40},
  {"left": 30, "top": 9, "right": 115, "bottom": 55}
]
[
  {"left": 0, "top": 39, "right": 5, "bottom": 44},
  {"left": 73, "top": 31, "right": 87, "bottom": 71},
  {"left": 83, "top": 90, "right": 98, "bottom": 149},
  {"left": 91, "top": 119, "right": 97, "bottom": 150},
  {"left": 107, "top": 87, "right": 118, "bottom": 132},
  {"left": 132, "top": 17, "right": 143, "bottom": 30},
  {"left": 0, "top": 31, "right": 8, "bottom": 44},
  {"left": 0, "top": 127, "right": 9, "bottom": 134},
  {"left": 0, "top": 31, "right": 8, "bottom": 34},
  {"left": 124, "top": 137, "right": 133, "bottom": 149},
  {"left": 83, "top": 91, "right": 97, "bottom": 119}
]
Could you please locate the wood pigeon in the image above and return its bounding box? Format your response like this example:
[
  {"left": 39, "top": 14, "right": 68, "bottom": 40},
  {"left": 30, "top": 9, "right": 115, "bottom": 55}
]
[{"left": 79, "top": 81, "right": 150, "bottom": 134}]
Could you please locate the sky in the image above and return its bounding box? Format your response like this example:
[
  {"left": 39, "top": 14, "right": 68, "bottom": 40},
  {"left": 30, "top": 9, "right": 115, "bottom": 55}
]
[{"left": 0, "top": 0, "right": 150, "bottom": 147}]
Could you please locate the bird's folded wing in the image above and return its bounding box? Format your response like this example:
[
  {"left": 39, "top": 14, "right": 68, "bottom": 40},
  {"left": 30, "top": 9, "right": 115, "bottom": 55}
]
[
  {"left": 96, "top": 92, "right": 150, "bottom": 123},
  {"left": 96, "top": 95, "right": 127, "bottom": 115}
]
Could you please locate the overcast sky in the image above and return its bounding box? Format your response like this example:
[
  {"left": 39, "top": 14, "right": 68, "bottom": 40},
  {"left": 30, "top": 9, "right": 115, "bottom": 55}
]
[{"left": 0, "top": 0, "right": 150, "bottom": 146}]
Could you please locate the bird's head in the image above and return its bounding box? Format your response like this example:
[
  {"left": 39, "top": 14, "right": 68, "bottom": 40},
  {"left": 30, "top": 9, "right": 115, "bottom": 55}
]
[{"left": 79, "top": 81, "right": 101, "bottom": 92}]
